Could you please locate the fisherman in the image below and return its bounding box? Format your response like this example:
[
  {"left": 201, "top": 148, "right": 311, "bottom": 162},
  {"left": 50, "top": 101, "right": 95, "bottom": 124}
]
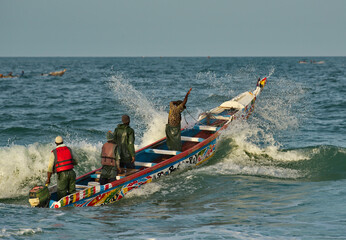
[
  {"left": 113, "top": 115, "right": 135, "bottom": 173},
  {"left": 0, "top": 74, "right": 3, "bottom": 78},
  {"left": 166, "top": 88, "right": 192, "bottom": 151},
  {"left": 100, "top": 131, "right": 121, "bottom": 185},
  {"left": 45, "top": 136, "right": 78, "bottom": 200}
]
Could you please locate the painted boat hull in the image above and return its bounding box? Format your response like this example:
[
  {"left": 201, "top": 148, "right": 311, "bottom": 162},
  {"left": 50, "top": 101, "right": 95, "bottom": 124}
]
[{"left": 48, "top": 78, "right": 267, "bottom": 208}]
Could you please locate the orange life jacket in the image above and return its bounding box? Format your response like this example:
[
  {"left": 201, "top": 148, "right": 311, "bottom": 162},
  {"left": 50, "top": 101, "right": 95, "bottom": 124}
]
[
  {"left": 101, "top": 142, "right": 117, "bottom": 166},
  {"left": 53, "top": 146, "right": 74, "bottom": 173}
]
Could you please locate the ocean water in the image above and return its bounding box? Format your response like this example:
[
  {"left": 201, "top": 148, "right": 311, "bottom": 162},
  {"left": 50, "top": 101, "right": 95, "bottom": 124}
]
[{"left": 0, "top": 57, "right": 345, "bottom": 239}]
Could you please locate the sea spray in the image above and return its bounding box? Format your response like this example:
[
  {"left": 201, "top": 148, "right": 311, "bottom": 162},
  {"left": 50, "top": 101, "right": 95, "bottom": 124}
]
[
  {"left": 0, "top": 56, "right": 345, "bottom": 239},
  {"left": 0, "top": 143, "right": 49, "bottom": 198},
  {"left": 199, "top": 72, "right": 312, "bottom": 179},
  {"left": 207, "top": 120, "right": 309, "bottom": 179},
  {"left": 267, "top": 66, "right": 275, "bottom": 79},
  {"left": 195, "top": 71, "right": 236, "bottom": 97},
  {"left": 0, "top": 227, "right": 43, "bottom": 238},
  {"left": 69, "top": 139, "right": 102, "bottom": 176},
  {"left": 0, "top": 141, "right": 102, "bottom": 199},
  {"left": 107, "top": 73, "right": 168, "bottom": 148}
]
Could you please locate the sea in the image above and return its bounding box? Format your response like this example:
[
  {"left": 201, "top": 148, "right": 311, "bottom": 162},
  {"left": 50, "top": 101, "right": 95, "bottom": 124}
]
[{"left": 0, "top": 57, "right": 345, "bottom": 240}]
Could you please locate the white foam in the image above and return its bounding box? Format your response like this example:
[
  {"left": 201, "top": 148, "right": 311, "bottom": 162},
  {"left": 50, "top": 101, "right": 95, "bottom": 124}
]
[
  {"left": 205, "top": 116, "right": 309, "bottom": 179},
  {"left": 0, "top": 227, "right": 42, "bottom": 238},
  {"left": 68, "top": 139, "right": 103, "bottom": 173},
  {"left": 194, "top": 73, "right": 311, "bottom": 179},
  {"left": 196, "top": 71, "right": 236, "bottom": 96},
  {"left": 267, "top": 66, "right": 275, "bottom": 78},
  {"left": 106, "top": 70, "right": 308, "bottom": 181},
  {"left": 1, "top": 69, "right": 308, "bottom": 200},
  {"left": 0, "top": 141, "right": 102, "bottom": 199},
  {"left": 125, "top": 181, "right": 162, "bottom": 199},
  {"left": 108, "top": 73, "right": 168, "bottom": 148},
  {"left": 0, "top": 143, "right": 49, "bottom": 199},
  {"left": 222, "top": 121, "right": 307, "bottom": 162}
]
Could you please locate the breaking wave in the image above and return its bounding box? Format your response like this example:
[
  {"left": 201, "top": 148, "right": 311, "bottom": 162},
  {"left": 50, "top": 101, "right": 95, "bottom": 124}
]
[
  {"left": 1, "top": 68, "right": 343, "bottom": 203},
  {"left": 107, "top": 73, "right": 168, "bottom": 148},
  {"left": 0, "top": 140, "right": 102, "bottom": 199}
]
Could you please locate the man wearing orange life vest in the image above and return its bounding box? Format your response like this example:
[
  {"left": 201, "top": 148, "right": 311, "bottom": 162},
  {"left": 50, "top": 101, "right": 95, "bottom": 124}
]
[
  {"left": 45, "top": 136, "right": 78, "bottom": 200},
  {"left": 100, "top": 131, "right": 121, "bottom": 185}
]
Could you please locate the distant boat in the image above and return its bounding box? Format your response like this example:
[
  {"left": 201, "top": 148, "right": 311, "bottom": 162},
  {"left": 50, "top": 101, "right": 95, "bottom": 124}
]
[
  {"left": 29, "top": 77, "right": 268, "bottom": 208},
  {"left": 1, "top": 75, "right": 17, "bottom": 78},
  {"left": 0, "top": 72, "right": 19, "bottom": 78},
  {"left": 298, "top": 60, "right": 325, "bottom": 65},
  {"left": 49, "top": 69, "right": 66, "bottom": 76}
]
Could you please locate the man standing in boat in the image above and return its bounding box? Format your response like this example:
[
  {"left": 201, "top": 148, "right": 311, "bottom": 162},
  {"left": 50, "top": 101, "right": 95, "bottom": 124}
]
[
  {"left": 113, "top": 115, "right": 135, "bottom": 173},
  {"left": 46, "top": 136, "right": 78, "bottom": 200},
  {"left": 166, "top": 88, "right": 192, "bottom": 151},
  {"left": 100, "top": 131, "right": 121, "bottom": 184}
]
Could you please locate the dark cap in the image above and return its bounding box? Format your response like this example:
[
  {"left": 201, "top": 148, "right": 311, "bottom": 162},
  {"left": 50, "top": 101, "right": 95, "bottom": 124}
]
[
  {"left": 106, "top": 131, "right": 114, "bottom": 141},
  {"left": 122, "top": 115, "right": 130, "bottom": 124},
  {"left": 175, "top": 100, "right": 183, "bottom": 105},
  {"left": 173, "top": 100, "right": 186, "bottom": 109}
]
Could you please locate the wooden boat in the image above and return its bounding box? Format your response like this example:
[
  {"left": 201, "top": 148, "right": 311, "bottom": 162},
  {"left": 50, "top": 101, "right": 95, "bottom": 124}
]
[
  {"left": 49, "top": 69, "right": 66, "bottom": 76},
  {"left": 31, "top": 77, "right": 267, "bottom": 208}
]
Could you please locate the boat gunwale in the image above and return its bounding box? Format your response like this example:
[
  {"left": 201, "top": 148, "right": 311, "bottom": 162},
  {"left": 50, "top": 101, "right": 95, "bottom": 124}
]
[
  {"left": 77, "top": 119, "right": 230, "bottom": 184},
  {"left": 54, "top": 122, "right": 229, "bottom": 208},
  {"left": 55, "top": 98, "right": 252, "bottom": 207},
  {"left": 50, "top": 81, "right": 267, "bottom": 208},
  {"left": 85, "top": 122, "right": 226, "bottom": 188}
]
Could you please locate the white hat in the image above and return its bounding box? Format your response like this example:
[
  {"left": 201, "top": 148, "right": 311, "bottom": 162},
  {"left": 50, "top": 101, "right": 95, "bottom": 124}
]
[{"left": 55, "top": 136, "right": 63, "bottom": 144}]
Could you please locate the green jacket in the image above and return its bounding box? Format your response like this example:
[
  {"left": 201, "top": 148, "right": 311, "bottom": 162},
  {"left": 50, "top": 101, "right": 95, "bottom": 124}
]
[{"left": 113, "top": 124, "right": 135, "bottom": 162}]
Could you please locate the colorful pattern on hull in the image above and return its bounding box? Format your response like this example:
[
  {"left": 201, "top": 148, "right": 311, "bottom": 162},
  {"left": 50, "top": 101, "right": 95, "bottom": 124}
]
[
  {"left": 48, "top": 79, "right": 266, "bottom": 208},
  {"left": 50, "top": 142, "right": 217, "bottom": 208}
]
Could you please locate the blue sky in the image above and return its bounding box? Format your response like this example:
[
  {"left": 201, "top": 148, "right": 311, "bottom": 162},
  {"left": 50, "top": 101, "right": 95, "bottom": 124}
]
[{"left": 1, "top": 0, "right": 345, "bottom": 57}]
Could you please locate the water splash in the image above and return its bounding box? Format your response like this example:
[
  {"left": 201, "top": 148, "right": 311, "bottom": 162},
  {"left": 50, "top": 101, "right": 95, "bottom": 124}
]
[
  {"left": 0, "top": 227, "right": 43, "bottom": 238},
  {"left": 0, "top": 141, "right": 102, "bottom": 199},
  {"left": 195, "top": 71, "right": 236, "bottom": 97},
  {"left": 267, "top": 66, "right": 275, "bottom": 78},
  {"left": 0, "top": 66, "right": 319, "bottom": 200},
  {"left": 204, "top": 119, "right": 309, "bottom": 179},
  {"left": 107, "top": 73, "right": 168, "bottom": 147},
  {"left": 0, "top": 143, "right": 49, "bottom": 199}
]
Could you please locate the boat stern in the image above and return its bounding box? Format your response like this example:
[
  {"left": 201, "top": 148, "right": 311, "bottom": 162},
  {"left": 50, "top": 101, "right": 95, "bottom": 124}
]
[{"left": 28, "top": 185, "right": 50, "bottom": 208}]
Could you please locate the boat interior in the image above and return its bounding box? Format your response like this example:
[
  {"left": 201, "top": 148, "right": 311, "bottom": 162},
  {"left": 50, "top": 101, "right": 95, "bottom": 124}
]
[{"left": 48, "top": 106, "right": 241, "bottom": 202}]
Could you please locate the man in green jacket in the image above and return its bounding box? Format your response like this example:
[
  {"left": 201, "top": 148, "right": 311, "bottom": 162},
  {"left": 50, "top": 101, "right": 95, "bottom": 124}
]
[{"left": 113, "top": 115, "right": 135, "bottom": 172}]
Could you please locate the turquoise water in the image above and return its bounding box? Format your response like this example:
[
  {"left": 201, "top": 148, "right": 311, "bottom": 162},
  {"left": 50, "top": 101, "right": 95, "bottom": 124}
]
[{"left": 0, "top": 57, "right": 345, "bottom": 239}]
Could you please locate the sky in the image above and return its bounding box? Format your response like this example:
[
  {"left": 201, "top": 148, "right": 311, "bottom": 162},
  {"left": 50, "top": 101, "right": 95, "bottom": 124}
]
[{"left": 0, "top": 0, "right": 345, "bottom": 57}]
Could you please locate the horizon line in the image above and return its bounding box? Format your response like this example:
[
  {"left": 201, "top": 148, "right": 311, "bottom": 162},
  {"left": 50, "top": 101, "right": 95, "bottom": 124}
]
[{"left": 0, "top": 55, "right": 345, "bottom": 58}]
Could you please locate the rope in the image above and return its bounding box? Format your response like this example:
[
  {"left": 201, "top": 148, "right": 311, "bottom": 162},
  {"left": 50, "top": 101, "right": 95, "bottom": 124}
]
[
  {"left": 184, "top": 108, "right": 220, "bottom": 127},
  {"left": 185, "top": 108, "right": 206, "bottom": 125},
  {"left": 183, "top": 111, "right": 189, "bottom": 125}
]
